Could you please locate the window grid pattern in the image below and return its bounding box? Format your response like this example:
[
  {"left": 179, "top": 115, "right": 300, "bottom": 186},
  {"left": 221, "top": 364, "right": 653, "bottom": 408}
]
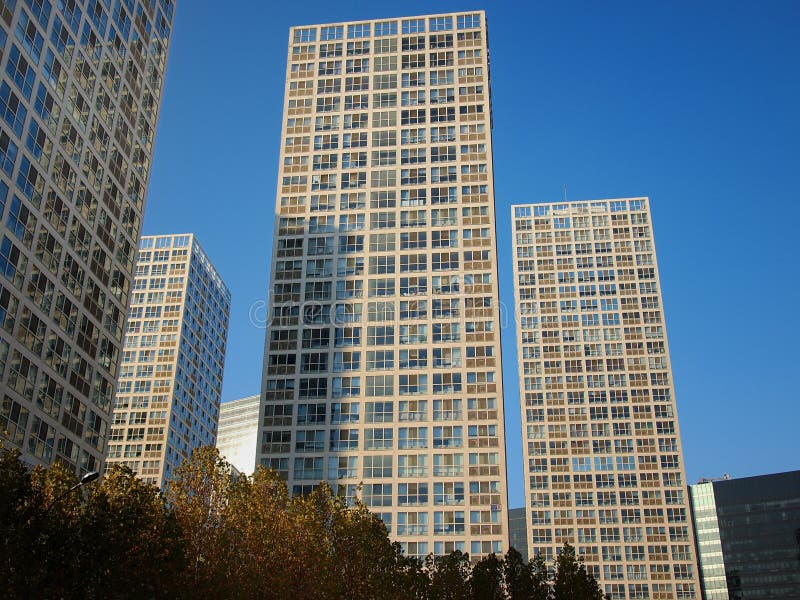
[
  {"left": 512, "top": 198, "right": 699, "bottom": 599},
  {"left": 0, "top": 1, "right": 176, "bottom": 475},
  {"left": 107, "top": 235, "right": 231, "bottom": 488},
  {"left": 260, "top": 11, "right": 508, "bottom": 559}
]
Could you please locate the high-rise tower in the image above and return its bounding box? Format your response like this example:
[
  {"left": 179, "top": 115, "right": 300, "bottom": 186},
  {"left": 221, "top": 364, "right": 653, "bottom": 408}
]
[
  {"left": 512, "top": 198, "right": 699, "bottom": 599},
  {"left": 257, "top": 11, "right": 509, "bottom": 558},
  {"left": 0, "top": 1, "right": 175, "bottom": 473},
  {"left": 216, "top": 393, "right": 260, "bottom": 475},
  {"left": 107, "top": 233, "right": 230, "bottom": 488}
]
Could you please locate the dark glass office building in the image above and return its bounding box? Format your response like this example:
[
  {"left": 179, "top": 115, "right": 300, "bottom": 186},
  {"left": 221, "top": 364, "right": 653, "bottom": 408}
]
[
  {"left": 507, "top": 507, "right": 528, "bottom": 562},
  {"left": 689, "top": 470, "right": 800, "bottom": 599}
]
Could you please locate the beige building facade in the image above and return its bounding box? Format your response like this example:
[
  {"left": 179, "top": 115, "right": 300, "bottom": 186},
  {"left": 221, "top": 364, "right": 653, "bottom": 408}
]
[
  {"left": 512, "top": 198, "right": 699, "bottom": 599},
  {"left": 257, "top": 11, "right": 509, "bottom": 558},
  {"left": 0, "top": 1, "right": 175, "bottom": 473},
  {"left": 107, "top": 234, "right": 230, "bottom": 488}
]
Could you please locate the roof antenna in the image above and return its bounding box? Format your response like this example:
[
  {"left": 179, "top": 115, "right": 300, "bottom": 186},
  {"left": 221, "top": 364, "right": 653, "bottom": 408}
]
[{"left": 563, "top": 184, "right": 568, "bottom": 202}]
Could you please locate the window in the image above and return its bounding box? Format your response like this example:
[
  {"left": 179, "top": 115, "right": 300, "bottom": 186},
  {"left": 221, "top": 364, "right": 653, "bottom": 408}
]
[
  {"left": 457, "top": 14, "right": 481, "bottom": 29},
  {"left": 331, "top": 402, "right": 360, "bottom": 424},
  {"left": 361, "top": 483, "right": 392, "bottom": 507},
  {"left": 332, "top": 350, "right": 360, "bottom": 370},
  {"left": 293, "top": 28, "right": 316, "bottom": 43},
  {"left": 365, "top": 400, "right": 393, "bottom": 422},
  {"left": 402, "top": 19, "right": 425, "bottom": 34},
  {"left": 365, "top": 376, "right": 393, "bottom": 397},
  {"left": 398, "top": 427, "right": 428, "bottom": 449},
  {"left": 363, "top": 455, "right": 392, "bottom": 478},
  {"left": 429, "top": 16, "right": 453, "bottom": 32},
  {"left": 367, "top": 326, "right": 394, "bottom": 345},
  {"left": 374, "top": 38, "right": 397, "bottom": 54},
  {"left": 328, "top": 456, "right": 357, "bottom": 479},
  {"left": 321, "top": 26, "right": 343, "bottom": 41},
  {"left": 294, "top": 457, "right": 323, "bottom": 480},
  {"left": 330, "top": 428, "right": 359, "bottom": 451},
  {"left": 399, "top": 348, "right": 427, "bottom": 369},
  {"left": 367, "top": 301, "right": 395, "bottom": 322},
  {"left": 6, "top": 45, "right": 36, "bottom": 98},
  {"left": 400, "top": 300, "right": 427, "bottom": 320},
  {"left": 364, "top": 428, "right": 393, "bottom": 450},
  {"left": 366, "top": 350, "right": 394, "bottom": 370},
  {"left": 433, "top": 424, "right": 463, "bottom": 449},
  {"left": 295, "top": 430, "right": 324, "bottom": 452},
  {"left": 0, "top": 132, "right": 18, "bottom": 177},
  {"left": 398, "top": 483, "right": 428, "bottom": 505},
  {"left": 399, "top": 374, "right": 427, "bottom": 395},
  {"left": 0, "top": 82, "right": 27, "bottom": 136},
  {"left": 347, "top": 23, "right": 370, "bottom": 39},
  {"left": 332, "top": 377, "right": 361, "bottom": 398}
]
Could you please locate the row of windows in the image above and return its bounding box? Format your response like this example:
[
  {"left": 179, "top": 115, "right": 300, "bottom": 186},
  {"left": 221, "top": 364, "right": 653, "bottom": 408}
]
[
  {"left": 264, "top": 398, "right": 496, "bottom": 424},
  {"left": 290, "top": 71, "right": 485, "bottom": 94},
  {"left": 265, "top": 425, "right": 498, "bottom": 453},
  {"left": 295, "top": 50, "right": 482, "bottom": 75},
  {"left": 292, "top": 15, "right": 482, "bottom": 43}
]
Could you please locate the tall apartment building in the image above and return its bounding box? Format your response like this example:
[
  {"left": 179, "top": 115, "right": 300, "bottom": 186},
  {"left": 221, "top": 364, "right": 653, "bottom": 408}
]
[
  {"left": 216, "top": 393, "right": 259, "bottom": 475},
  {"left": 511, "top": 198, "right": 699, "bottom": 599},
  {"left": 0, "top": 1, "right": 176, "bottom": 473},
  {"left": 257, "top": 11, "right": 510, "bottom": 559},
  {"left": 689, "top": 471, "right": 800, "bottom": 600},
  {"left": 107, "top": 234, "right": 230, "bottom": 488}
]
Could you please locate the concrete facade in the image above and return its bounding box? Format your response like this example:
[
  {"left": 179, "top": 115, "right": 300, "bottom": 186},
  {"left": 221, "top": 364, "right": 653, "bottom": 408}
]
[
  {"left": 512, "top": 198, "right": 699, "bottom": 599},
  {"left": 257, "top": 11, "right": 509, "bottom": 559},
  {"left": 107, "top": 233, "right": 230, "bottom": 488}
]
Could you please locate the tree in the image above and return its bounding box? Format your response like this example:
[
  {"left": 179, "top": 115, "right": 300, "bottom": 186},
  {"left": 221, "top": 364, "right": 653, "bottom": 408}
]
[
  {"left": 553, "top": 543, "right": 605, "bottom": 600},
  {"left": 427, "top": 550, "right": 472, "bottom": 600},
  {"left": 471, "top": 552, "right": 504, "bottom": 600},
  {"left": 529, "top": 553, "right": 551, "bottom": 600},
  {"left": 166, "top": 446, "right": 235, "bottom": 598},
  {"left": 502, "top": 547, "right": 535, "bottom": 600},
  {"left": 2, "top": 444, "right": 611, "bottom": 598},
  {"left": 222, "top": 465, "right": 294, "bottom": 599},
  {"left": 77, "top": 465, "right": 184, "bottom": 598},
  {"left": 1, "top": 445, "right": 184, "bottom": 599}
]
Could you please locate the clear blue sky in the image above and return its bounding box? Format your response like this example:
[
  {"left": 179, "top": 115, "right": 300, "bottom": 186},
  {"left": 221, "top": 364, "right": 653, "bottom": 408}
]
[{"left": 144, "top": 1, "right": 800, "bottom": 508}]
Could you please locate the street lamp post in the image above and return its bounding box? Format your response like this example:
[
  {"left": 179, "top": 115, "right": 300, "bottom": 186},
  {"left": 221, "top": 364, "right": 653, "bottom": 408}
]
[{"left": 42, "top": 471, "right": 101, "bottom": 513}]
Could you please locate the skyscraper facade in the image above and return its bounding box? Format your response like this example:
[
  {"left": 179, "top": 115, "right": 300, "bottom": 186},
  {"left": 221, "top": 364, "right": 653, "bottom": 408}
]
[
  {"left": 107, "top": 233, "right": 230, "bottom": 488},
  {"left": 507, "top": 506, "right": 530, "bottom": 561},
  {"left": 257, "top": 11, "right": 510, "bottom": 558},
  {"left": 216, "top": 393, "right": 260, "bottom": 475},
  {"left": 511, "top": 198, "right": 699, "bottom": 599},
  {"left": 689, "top": 471, "right": 800, "bottom": 600},
  {"left": 0, "top": 1, "right": 175, "bottom": 473}
]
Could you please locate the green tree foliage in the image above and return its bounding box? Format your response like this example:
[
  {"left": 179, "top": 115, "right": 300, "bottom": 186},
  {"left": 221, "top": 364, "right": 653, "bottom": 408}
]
[
  {"left": 0, "top": 443, "right": 183, "bottom": 598},
  {"left": 529, "top": 553, "right": 551, "bottom": 600},
  {"left": 427, "top": 549, "right": 472, "bottom": 600},
  {"left": 552, "top": 543, "right": 605, "bottom": 600},
  {"left": 471, "top": 552, "right": 504, "bottom": 600},
  {"left": 1, "top": 444, "right": 607, "bottom": 599},
  {"left": 502, "top": 547, "right": 534, "bottom": 600}
]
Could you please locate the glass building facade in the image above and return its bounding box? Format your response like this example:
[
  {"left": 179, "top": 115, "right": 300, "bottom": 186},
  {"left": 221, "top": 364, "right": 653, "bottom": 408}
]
[
  {"left": 257, "top": 11, "right": 510, "bottom": 559},
  {"left": 690, "top": 471, "right": 800, "bottom": 600},
  {"left": 508, "top": 506, "right": 530, "bottom": 561},
  {"left": 0, "top": 0, "right": 175, "bottom": 474},
  {"left": 511, "top": 198, "right": 699, "bottom": 599},
  {"left": 107, "top": 234, "right": 230, "bottom": 488},
  {"left": 689, "top": 481, "right": 728, "bottom": 600}
]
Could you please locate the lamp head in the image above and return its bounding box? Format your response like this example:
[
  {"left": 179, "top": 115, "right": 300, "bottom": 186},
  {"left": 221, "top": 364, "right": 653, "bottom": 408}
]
[{"left": 80, "top": 471, "right": 100, "bottom": 485}]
